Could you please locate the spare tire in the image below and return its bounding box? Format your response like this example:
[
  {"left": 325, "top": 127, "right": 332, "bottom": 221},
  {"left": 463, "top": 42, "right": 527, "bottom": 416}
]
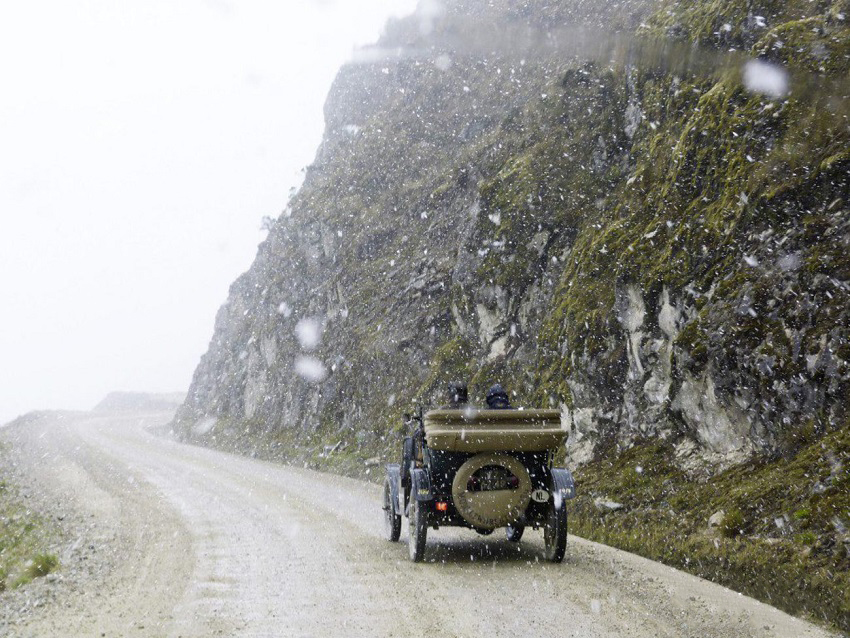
[{"left": 451, "top": 453, "right": 532, "bottom": 530}]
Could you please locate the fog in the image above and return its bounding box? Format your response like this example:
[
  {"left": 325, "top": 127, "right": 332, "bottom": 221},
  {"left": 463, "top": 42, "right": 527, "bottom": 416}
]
[{"left": 0, "top": 0, "right": 416, "bottom": 425}]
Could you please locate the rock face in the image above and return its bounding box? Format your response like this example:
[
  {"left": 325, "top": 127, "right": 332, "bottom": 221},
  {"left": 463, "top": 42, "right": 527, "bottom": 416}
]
[{"left": 176, "top": 0, "right": 850, "bottom": 471}]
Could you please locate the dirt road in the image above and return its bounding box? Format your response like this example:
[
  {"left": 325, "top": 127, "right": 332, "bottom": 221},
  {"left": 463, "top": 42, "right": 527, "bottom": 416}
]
[{"left": 0, "top": 411, "right": 838, "bottom": 637}]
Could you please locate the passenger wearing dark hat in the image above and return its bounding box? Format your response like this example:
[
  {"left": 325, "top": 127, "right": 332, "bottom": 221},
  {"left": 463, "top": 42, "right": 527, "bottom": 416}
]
[
  {"left": 486, "top": 383, "right": 512, "bottom": 409},
  {"left": 442, "top": 382, "right": 469, "bottom": 408}
]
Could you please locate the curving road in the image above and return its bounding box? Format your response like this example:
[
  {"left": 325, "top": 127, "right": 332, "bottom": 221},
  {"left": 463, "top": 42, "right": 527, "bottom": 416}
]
[{"left": 0, "top": 411, "right": 838, "bottom": 637}]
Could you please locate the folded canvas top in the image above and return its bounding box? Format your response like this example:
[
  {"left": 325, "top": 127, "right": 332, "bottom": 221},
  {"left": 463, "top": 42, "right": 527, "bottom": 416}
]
[{"left": 423, "top": 408, "right": 567, "bottom": 453}]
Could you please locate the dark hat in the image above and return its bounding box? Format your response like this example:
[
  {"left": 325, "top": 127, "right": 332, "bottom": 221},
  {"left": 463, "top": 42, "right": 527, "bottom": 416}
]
[
  {"left": 447, "top": 381, "right": 468, "bottom": 405},
  {"left": 486, "top": 383, "right": 511, "bottom": 409}
]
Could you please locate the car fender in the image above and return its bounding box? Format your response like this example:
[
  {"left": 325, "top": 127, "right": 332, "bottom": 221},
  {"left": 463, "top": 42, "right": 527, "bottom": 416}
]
[
  {"left": 385, "top": 463, "right": 401, "bottom": 516},
  {"left": 551, "top": 468, "right": 576, "bottom": 509},
  {"left": 401, "top": 437, "right": 414, "bottom": 488},
  {"left": 411, "top": 467, "right": 433, "bottom": 502}
]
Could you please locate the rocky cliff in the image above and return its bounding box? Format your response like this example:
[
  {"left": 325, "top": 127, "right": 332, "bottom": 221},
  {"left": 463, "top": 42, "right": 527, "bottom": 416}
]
[{"left": 177, "top": 0, "right": 849, "bottom": 472}]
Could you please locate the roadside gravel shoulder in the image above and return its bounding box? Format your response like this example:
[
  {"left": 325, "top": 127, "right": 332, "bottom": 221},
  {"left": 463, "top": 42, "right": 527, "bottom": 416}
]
[
  {"left": 0, "top": 412, "right": 101, "bottom": 633},
  {"left": 0, "top": 410, "right": 193, "bottom": 638}
]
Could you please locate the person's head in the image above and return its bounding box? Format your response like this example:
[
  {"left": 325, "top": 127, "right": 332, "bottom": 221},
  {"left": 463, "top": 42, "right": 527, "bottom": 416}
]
[
  {"left": 486, "top": 383, "right": 511, "bottom": 409},
  {"left": 447, "top": 381, "right": 468, "bottom": 406}
]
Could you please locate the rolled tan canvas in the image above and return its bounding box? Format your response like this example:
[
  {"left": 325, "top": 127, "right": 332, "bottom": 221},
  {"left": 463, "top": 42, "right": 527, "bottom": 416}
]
[{"left": 423, "top": 408, "right": 567, "bottom": 453}]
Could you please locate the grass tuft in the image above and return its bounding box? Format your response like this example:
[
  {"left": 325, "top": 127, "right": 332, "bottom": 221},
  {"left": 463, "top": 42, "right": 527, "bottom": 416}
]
[
  {"left": 1, "top": 445, "right": 61, "bottom": 591},
  {"left": 721, "top": 508, "right": 746, "bottom": 538},
  {"left": 10, "top": 553, "right": 59, "bottom": 589}
]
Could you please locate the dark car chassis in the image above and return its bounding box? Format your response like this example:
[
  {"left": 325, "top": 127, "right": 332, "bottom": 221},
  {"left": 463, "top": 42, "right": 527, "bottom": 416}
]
[{"left": 382, "top": 408, "right": 576, "bottom": 562}]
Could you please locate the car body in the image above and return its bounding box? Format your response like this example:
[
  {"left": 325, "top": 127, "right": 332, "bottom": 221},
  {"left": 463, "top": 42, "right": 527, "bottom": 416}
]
[{"left": 382, "top": 407, "right": 576, "bottom": 562}]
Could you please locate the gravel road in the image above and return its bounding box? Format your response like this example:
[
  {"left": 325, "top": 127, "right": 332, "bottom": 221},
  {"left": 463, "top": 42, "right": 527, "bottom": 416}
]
[{"left": 0, "top": 411, "right": 839, "bottom": 637}]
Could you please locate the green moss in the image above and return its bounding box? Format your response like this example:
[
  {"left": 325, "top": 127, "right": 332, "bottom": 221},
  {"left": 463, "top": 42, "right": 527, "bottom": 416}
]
[
  {"left": 721, "top": 508, "right": 746, "bottom": 538},
  {"left": 794, "top": 531, "right": 818, "bottom": 546},
  {"left": 644, "top": 0, "right": 839, "bottom": 48},
  {"left": 675, "top": 320, "right": 710, "bottom": 368},
  {"left": 754, "top": 17, "right": 850, "bottom": 75},
  {"left": 792, "top": 507, "right": 812, "bottom": 522},
  {"left": 10, "top": 553, "right": 59, "bottom": 589}
]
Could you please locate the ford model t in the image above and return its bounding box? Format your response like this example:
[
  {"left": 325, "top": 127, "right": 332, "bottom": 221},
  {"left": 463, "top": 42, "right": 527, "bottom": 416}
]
[{"left": 382, "top": 388, "right": 576, "bottom": 562}]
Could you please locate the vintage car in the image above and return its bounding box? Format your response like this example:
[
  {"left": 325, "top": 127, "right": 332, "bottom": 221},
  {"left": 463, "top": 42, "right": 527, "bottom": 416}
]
[{"left": 382, "top": 405, "right": 576, "bottom": 562}]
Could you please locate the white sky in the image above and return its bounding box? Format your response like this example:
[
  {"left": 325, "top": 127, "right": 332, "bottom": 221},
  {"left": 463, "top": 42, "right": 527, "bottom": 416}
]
[{"left": 0, "top": 0, "right": 417, "bottom": 424}]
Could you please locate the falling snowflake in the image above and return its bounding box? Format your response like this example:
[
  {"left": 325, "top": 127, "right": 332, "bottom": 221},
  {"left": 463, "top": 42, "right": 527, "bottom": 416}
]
[
  {"left": 295, "top": 356, "right": 327, "bottom": 382},
  {"left": 434, "top": 54, "right": 452, "bottom": 71},
  {"left": 742, "top": 60, "right": 789, "bottom": 98},
  {"left": 295, "top": 318, "right": 322, "bottom": 350}
]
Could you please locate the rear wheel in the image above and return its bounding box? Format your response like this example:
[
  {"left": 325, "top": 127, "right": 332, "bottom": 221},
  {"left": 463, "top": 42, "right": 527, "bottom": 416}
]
[
  {"left": 408, "top": 498, "right": 428, "bottom": 562},
  {"left": 383, "top": 477, "right": 401, "bottom": 542},
  {"left": 543, "top": 501, "right": 567, "bottom": 563},
  {"left": 506, "top": 523, "right": 525, "bottom": 542}
]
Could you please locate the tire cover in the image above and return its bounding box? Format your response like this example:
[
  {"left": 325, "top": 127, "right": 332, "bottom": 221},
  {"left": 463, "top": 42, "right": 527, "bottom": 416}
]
[{"left": 451, "top": 453, "right": 532, "bottom": 529}]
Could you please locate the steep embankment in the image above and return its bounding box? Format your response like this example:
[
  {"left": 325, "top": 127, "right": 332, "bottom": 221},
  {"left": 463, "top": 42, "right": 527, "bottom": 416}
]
[{"left": 176, "top": 0, "right": 850, "bottom": 629}]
